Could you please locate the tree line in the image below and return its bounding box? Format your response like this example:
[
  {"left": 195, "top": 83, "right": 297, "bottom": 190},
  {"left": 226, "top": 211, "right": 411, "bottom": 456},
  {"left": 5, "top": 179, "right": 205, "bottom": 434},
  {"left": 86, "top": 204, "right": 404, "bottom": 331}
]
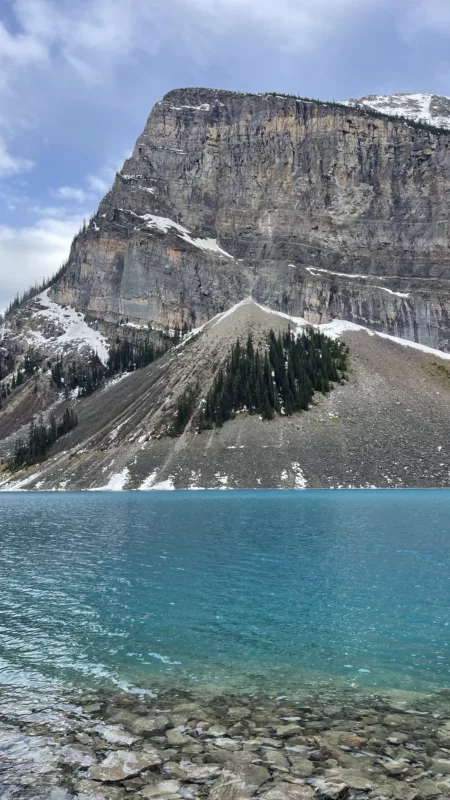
[
  {"left": 168, "top": 384, "right": 199, "bottom": 437},
  {"left": 50, "top": 336, "right": 173, "bottom": 399},
  {"left": 7, "top": 408, "right": 78, "bottom": 471},
  {"left": 0, "top": 354, "right": 41, "bottom": 407}
]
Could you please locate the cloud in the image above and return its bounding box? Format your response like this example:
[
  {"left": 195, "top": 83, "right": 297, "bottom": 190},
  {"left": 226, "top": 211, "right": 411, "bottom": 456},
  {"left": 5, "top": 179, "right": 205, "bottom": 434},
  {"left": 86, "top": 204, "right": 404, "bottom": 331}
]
[
  {"left": 185, "top": 0, "right": 377, "bottom": 46},
  {"left": 87, "top": 173, "right": 110, "bottom": 193},
  {"left": 1, "top": 0, "right": 383, "bottom": 98},
  {"left": 0, "top": 17, "right": 47, "bottom": 68},
  {"left": 0, "top": 137, "right": 34, "bottom": 176},
  {"left": 0, "top": 212, "right": 85, "bottom": 310},
  {"left": 400, "top": 0, "right": 450, "bottom": 38},
  {"left": 27, "top": 204, "right": 76, "bottom": 218},
  {"left": 54, "top": 185, "right": 88, "bottom": 202}
]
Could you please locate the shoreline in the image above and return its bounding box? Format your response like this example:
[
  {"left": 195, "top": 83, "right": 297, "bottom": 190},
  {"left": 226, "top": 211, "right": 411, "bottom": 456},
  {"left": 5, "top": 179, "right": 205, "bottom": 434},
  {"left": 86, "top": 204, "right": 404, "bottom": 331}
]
[
  {"left": 2, "top": 486, "right": 450, "bottom": 493},
  {"left": 2, "top": 679, "right": 450, "bottom": 799}
]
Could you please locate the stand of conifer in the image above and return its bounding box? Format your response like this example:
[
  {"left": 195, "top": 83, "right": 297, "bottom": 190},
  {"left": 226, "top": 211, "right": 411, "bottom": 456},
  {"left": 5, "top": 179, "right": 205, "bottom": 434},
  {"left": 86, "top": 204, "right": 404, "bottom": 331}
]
[
  {"left": 7, "top": 408, "right": 78, "bottom": 471},
  {"left": 199, "top": 328, "right": 348, "bottom": 429}
]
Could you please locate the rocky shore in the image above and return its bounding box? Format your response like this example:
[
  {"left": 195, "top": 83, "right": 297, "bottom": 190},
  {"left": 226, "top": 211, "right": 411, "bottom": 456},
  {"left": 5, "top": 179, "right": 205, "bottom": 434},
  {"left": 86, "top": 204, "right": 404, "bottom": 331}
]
[{"left": 2, "top": 683, "right": 450, "bottom": 800}]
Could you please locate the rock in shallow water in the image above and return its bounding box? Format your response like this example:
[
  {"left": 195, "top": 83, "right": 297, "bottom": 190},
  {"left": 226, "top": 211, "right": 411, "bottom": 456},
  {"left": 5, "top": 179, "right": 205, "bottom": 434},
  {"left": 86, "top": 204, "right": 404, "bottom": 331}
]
[
  {"left": 89, "top": 748, "right": 161, "bottom": 782},
  {"left": 140, "top": 780, "right": 182, "bottom": 798},
  {"left": 94, "top": 724, "right": 140, "bottom": 746},
  {"left": 209, "top": 759, "right": 270, "bottom": 800},
  {"left": 259, "top": 783, "right": 315, "bottom": 800},
  {"left": 177, "top": 761, "right": 223, "bottom": 781}
]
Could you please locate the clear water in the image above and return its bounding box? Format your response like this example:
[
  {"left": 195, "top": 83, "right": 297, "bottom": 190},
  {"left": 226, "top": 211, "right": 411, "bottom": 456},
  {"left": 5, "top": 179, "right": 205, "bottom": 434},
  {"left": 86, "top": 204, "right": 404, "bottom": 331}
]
[{"left": 0, "top": 490, "right": 449, "bottom": 697}]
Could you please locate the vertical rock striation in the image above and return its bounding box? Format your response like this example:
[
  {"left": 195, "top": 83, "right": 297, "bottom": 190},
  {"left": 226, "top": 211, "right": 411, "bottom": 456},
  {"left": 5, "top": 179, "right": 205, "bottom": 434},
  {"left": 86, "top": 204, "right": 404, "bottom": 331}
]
[{"left": 53, "top": 88, "right": 450, "bottom": 349}]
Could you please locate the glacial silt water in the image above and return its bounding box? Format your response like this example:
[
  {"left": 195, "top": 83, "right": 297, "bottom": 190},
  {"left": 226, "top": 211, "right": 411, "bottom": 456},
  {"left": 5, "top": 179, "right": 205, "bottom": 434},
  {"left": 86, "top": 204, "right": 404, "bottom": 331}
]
[{"left": 1, "top": 489, "right": 449, "bottom": 696}]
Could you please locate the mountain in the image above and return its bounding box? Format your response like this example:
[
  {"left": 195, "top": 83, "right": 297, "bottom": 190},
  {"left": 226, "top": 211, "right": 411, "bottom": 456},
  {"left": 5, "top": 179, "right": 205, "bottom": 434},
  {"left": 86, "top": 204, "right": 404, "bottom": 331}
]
[
  {"left": 47, "top": 87, "right": 450, "bottom": 351},
  {"left": 1, "top": 298, "right": 449, "bottom": 491},
  {"left": 1, "top": 87, "right": 450, "bottom": 490},
  {"left": 346, "top": 92, "right": 450, "bottom": 130}
]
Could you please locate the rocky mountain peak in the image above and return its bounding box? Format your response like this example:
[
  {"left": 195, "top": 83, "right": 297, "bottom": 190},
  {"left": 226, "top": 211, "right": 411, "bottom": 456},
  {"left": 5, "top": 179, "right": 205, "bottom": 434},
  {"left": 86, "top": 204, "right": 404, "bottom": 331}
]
[{"left": 47, "top": 85, "right": 450, "bottom": 354}]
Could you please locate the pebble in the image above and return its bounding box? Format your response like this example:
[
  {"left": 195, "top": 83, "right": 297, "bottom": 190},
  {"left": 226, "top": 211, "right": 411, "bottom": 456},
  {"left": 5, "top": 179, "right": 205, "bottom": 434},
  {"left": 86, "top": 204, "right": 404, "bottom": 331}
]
[{"left": 2, "top": 683, "right": 450, "bottom": 800}]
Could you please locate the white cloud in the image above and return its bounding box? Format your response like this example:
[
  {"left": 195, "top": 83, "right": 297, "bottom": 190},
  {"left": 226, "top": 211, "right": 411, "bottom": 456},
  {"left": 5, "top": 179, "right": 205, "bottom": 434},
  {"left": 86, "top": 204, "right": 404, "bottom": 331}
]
[
  {"left": 54, "top": 185, "right": 88, "bottom": 202},
  {"left": 28, "top": 204, "right": 76, "bottom": 218},
  {"left": 0, "top": 137, "right": 34, "bottom": 176},
  {"left": 186, "top": 0, "right": 376, "bottom": 45},
  {"left": 0, "top": 0, "right": 383, "bottom": 99},
  {"left": 87, "top": 173, "right": 110, "bottom": 193},
  {"left": 0, "top": 18, "right": 47, "bottom": 68},
  {"left": 0, "top": 212, "right": 84, "bottom": 310}
]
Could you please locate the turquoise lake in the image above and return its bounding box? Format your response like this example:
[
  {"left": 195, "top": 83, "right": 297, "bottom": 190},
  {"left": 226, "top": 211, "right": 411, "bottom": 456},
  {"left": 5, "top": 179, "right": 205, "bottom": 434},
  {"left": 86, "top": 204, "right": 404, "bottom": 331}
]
[{"left": 0, "top": 490, "right": 449, "bottom": 697}]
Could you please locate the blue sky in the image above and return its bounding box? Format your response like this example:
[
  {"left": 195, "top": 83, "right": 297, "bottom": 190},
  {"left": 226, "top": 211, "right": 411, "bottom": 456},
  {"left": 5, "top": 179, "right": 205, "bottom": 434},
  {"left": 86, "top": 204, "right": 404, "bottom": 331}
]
[{"left": 1, "top": 0, "right": 450, "bottom": 310}]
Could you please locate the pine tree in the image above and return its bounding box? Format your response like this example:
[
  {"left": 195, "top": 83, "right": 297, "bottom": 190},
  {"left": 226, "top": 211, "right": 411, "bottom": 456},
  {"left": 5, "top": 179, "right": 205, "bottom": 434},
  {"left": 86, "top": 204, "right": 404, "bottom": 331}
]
[{"left": 199, "top": 327, "right": 348, "bottom": 430}]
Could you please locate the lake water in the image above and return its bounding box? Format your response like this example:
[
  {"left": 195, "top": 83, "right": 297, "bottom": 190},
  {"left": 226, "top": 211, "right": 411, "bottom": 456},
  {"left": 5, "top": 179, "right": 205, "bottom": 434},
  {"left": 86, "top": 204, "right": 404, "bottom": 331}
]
[{"left": 1, "top": 490, "right": 449, "bottom": 698}]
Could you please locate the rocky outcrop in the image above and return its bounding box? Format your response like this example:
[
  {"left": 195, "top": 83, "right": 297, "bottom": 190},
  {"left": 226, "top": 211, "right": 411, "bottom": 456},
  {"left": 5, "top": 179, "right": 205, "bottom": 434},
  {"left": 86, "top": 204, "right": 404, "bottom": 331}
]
[{"left": 51, "top": 88, "right": 450, "bottom": 350}]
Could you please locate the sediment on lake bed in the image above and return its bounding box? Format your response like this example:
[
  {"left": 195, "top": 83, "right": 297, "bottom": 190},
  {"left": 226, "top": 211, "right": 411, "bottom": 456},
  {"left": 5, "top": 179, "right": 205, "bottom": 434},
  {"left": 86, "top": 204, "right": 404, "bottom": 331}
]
[{"left": 2, "top": 682, "right": 450, "bottom": 799}]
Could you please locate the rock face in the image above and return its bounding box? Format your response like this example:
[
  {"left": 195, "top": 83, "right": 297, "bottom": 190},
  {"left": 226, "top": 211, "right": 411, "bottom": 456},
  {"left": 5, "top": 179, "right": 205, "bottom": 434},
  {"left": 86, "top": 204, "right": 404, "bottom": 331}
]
[{"left": 52, "top": 88, "right": 450, "bottom": 350}]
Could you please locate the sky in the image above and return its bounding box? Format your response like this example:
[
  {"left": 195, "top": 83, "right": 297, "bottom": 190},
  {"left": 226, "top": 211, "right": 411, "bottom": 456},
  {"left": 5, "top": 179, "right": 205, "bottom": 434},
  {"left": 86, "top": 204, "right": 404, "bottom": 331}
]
[{"left": 1, "top": 0, "right": 450, "bottom": 311}]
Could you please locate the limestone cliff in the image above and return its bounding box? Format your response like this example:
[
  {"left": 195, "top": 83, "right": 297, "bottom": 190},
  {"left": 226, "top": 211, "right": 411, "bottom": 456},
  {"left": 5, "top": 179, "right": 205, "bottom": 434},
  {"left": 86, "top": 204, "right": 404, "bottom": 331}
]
[{"left": 51, "top": 88, "right": 450, "bottom": 350}]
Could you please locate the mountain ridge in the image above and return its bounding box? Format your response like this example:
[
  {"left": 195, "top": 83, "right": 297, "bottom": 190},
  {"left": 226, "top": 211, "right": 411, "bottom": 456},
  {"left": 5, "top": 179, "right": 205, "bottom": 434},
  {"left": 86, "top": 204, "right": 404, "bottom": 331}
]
[
  {"left": 1, "top": 87, "right": 450, "bottom": 489},
  {"left": 1, "top": 299, "right": 450, "bottom": 491}
]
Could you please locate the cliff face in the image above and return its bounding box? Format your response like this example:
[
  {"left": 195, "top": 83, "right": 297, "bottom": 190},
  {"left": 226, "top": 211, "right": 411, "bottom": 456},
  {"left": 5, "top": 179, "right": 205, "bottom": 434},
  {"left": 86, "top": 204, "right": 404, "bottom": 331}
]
[{"left": 53, "top": 88, "right": 450, "bottom": 349}]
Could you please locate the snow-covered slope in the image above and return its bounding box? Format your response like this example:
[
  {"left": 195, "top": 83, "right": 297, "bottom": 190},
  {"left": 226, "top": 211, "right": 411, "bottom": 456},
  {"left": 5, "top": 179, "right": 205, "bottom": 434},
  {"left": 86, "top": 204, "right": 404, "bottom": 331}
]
[
  {"left": 0, "top": 289, "right": 110, "bottom": 364},
  {"left": 345, "top": 92, "right": 450, "bottom": 129}
]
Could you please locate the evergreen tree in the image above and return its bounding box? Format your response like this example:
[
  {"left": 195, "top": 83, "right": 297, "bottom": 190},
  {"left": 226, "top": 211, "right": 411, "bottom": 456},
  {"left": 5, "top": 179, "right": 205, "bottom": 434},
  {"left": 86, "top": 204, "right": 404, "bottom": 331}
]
[
  {"left": 7, "top": 406, "right": 78, "bottom": 471},
  {"left": 199, "top": 327, "right": 348, "bottom": 430}
]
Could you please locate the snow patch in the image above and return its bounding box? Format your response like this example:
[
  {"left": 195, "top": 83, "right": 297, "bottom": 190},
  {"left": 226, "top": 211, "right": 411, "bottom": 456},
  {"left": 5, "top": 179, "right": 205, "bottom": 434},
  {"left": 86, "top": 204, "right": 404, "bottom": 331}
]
[
  {"left": 120, "top": 321, "right": 148, "bottom": 329},
  {"left": 147, "top": 479, "right": 175, "bottom": 491},
  {"left": 89, "top": 468, "right": 130, "bottom": 491},
  {"left": 370, "top": 329, "right": 450, "bottom": 360},
  {"left": 214, "top": 472, "right": 229, "bottom": 488},
  {"left": 304, "top": 266, "right": 409, "bottom": 297},
  {"left": 103, "top": 372, "right": 133, "bottom": 391},
  {"left": 142, "top": 214, "right": 234, "bottom": 259},
  {"left": 344, "top": 93, "right": 450, "bottom": 129},
  {"left": 304, "top": 265, "right": 385, "bottom": 280},
  {"left": 138, "top": 471, "right": 175, "bottom": 490},
  {"left": 379, "top": 287, "right": 410, "bottom": 298},
  {"left": 169, "top": 103, "right": 210, "bottom": 112},
  {"left": 34, "top": 290, "right": 109, "bottom": 364},
  {"left": 109, "top": 418, "right": 131, "bottom": 442},
  {"left": 292, "top": 462, "right": 307, "bottom": 489},
  {"left": 0, "top": 469, "right": 45, "bottom": 492}
]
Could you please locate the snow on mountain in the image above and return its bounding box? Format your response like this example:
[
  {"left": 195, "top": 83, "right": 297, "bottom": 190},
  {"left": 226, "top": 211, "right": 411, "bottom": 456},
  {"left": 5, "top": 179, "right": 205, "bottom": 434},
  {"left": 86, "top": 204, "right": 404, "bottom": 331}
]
[
  {"left": 0, "top": 289, "right": 110, "bottom": 364},
  {"left": 344, "top": 92, "right": 450, "bottom": 130},
  {"left": 36, "top": 290, "right": 110, "bottom": 363}
]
